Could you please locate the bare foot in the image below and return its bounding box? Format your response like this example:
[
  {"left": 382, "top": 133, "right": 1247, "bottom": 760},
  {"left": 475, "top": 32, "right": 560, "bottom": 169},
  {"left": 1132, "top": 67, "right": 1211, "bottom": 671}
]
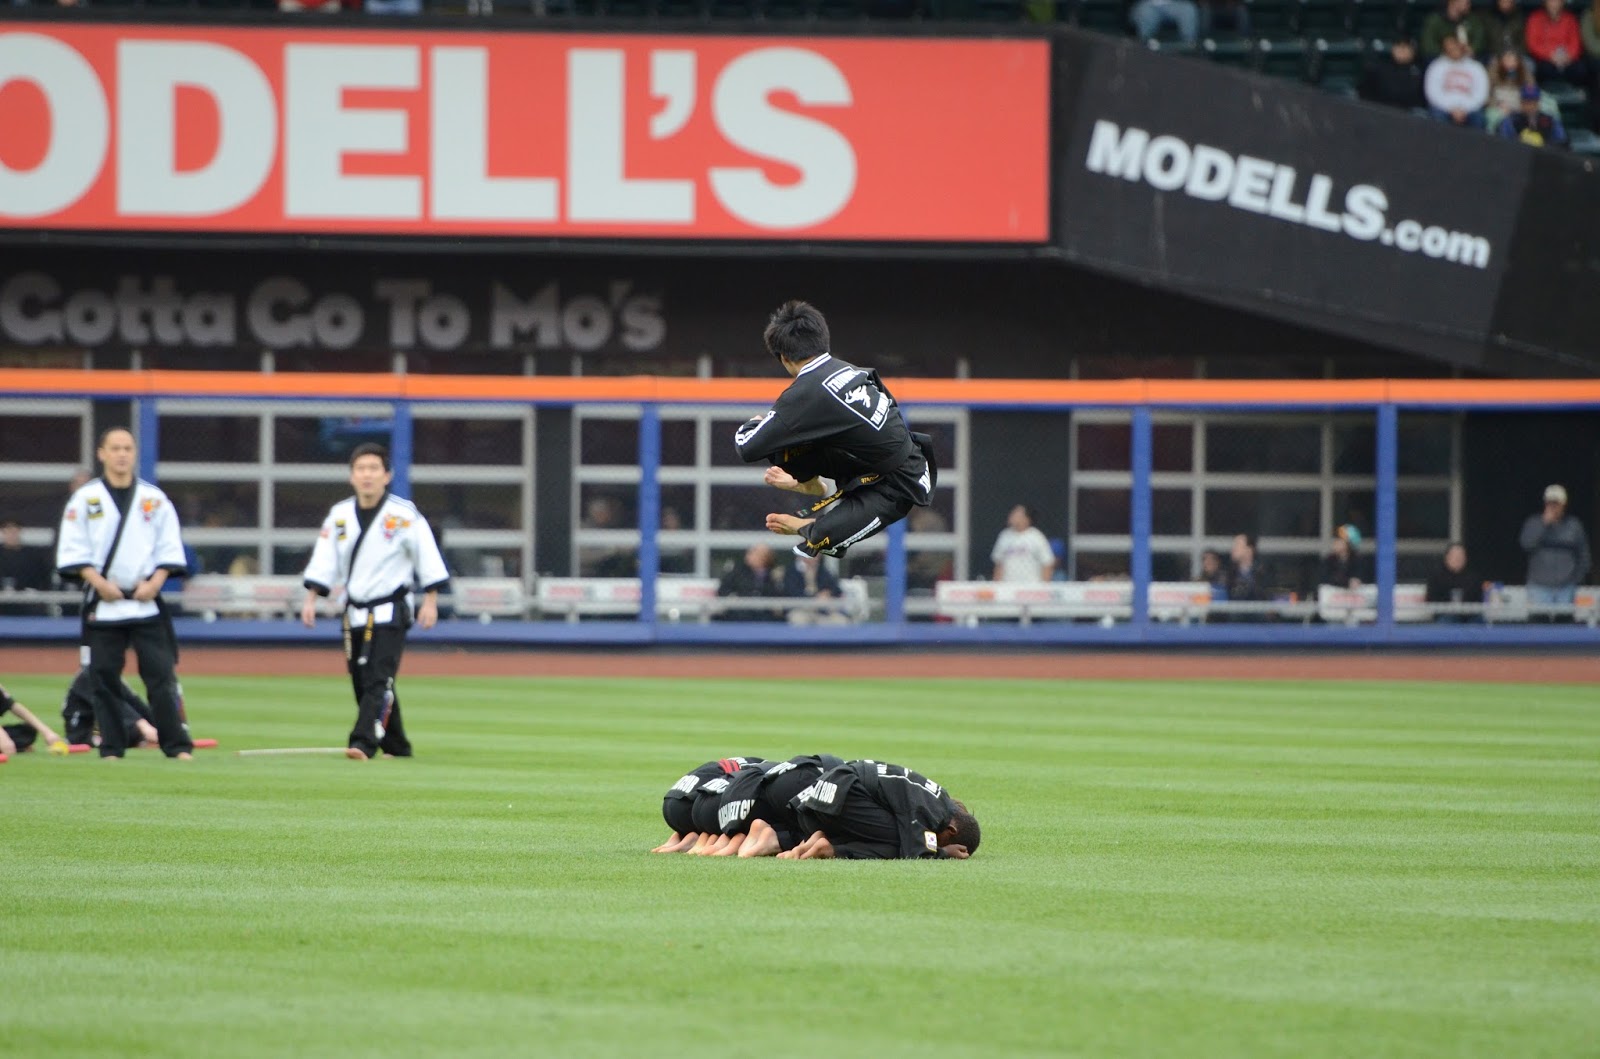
[
  {"left": 345, "top": 747, "right": 369, "bottom": 761},
  {"left": 175, "top": 752, "right": 194, "bottom": 761},
  {"left": 652, "top": 832, "right": 700, "bottom": 853},
  {"left": 738, "top": 820, "right": 783, "bottom": 858},
  {"left": 710, "top": 834, "right": 745, "bottom": 857},
  {"left": 765, "top": 513, "right": 814, "bottom": 536},
  {"left": 687, "top": 832, "right": 719, "bottom": 856}
]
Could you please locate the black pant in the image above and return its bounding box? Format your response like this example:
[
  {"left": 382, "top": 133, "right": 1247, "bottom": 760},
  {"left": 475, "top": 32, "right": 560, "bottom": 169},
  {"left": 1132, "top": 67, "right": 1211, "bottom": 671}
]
[
  {"left": 345, "top": 621, "right": 411, "bottom": 757},
  {"left": 798, "top": 478, "right": 917, "bottom": 560},
  {"left": 796, "top": 795, "right": 901, "bottom": 859},
  {"left": 758, "top": 763, "right": 830, "bottom": 849},
  {"left": 84, "top": 619, "right": 190, "bottom": 758}
]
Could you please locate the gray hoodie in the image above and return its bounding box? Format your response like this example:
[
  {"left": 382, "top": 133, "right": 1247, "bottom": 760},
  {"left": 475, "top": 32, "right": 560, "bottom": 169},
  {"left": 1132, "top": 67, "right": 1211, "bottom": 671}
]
[{"left": 1519, "top": 514, "right": 1591, "bottom": 588}]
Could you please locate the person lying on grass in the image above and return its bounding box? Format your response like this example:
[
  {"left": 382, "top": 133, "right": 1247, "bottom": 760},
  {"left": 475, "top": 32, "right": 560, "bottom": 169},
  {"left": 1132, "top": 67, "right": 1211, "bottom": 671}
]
[{"left": 0, "top": 683, "right": 68, "bottom": 756}]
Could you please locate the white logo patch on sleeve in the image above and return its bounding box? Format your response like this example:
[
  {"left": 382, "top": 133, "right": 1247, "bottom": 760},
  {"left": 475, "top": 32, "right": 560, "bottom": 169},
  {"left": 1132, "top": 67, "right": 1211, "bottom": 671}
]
[{"left": 924, "top": 830, "right": 938, "bottom": 852}]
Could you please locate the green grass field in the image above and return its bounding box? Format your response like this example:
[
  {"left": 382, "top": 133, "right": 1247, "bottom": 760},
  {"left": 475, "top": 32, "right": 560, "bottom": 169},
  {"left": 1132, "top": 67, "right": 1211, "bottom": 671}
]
[{"left": 1, "top": 672, "right": 1596, "bottom": 1058}]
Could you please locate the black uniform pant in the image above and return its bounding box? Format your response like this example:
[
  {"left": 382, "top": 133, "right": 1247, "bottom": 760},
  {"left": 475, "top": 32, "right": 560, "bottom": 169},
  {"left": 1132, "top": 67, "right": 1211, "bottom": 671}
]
[
  {"left": 757, "top": 764, "right": 831, "bottom": 850},
  {"left": 345, "top": 620, "right": 411, "bottom": 757},
  {"left": 796, "top": 477, "right": 916, "bottom": 560},
  {"left": 796, "top": 795, "right": 901, "bottom": 860},
  {"left": 84, "top": 619, "right": 190, "bottom": 758}
]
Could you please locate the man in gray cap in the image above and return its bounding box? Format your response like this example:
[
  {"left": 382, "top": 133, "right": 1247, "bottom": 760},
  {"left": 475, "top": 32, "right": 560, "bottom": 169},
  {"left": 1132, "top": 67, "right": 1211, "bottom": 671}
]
[{"left": 1519, "top": 484, "right": 1590, "bottom": 613}]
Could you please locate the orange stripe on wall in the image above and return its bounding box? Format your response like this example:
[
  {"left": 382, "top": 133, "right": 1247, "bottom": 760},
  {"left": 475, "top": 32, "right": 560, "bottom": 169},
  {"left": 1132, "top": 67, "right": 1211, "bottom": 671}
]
[{"left": 4, "top": 370, "right": 1600, "bottom": 406}]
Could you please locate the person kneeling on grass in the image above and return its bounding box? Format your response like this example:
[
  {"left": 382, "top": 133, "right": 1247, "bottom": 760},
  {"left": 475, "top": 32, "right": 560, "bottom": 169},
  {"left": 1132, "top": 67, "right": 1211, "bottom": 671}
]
[
  {"left": 652, "top": 757, "right": 765, "bottom": 854},
  {"left": 711, "top": 754, "right": 847, "bottom": 858},
  {"left": 0, "top": 683, "right": 68, "bottom": 756},
  {"left": 61, "top": 669, "right": 161, "bottom": 750},
  {"left": 779, "top": 760, "right": 980, "bottom": 861}
]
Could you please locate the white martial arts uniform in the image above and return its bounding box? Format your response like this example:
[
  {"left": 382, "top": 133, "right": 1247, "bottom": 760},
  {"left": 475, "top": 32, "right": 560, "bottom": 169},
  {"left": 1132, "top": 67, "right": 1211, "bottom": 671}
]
[
  {"left": 56, "top": 478, "right": 187, "bottom": 623},
  {"left": 301, "top": 493, "right": 449, "bottom": 624}
]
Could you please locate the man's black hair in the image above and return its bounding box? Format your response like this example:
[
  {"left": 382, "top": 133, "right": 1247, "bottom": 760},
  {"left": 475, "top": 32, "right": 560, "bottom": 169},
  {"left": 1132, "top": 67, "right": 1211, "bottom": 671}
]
[
  {"left": 948, "top": 804, "right": 981, "bottom": 856},
  {"left": 349, "top": 442, "right": 391, "bottom": 471},
  {"left": 96, "top": 426, "right": 134, "bottom": 448},
  {"left": 762, "top": 300, "right": 831, "bottom": 364}
]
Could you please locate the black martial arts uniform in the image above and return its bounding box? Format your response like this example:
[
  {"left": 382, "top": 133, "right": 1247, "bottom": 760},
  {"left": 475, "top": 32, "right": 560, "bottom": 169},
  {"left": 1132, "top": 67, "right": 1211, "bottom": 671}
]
[
  {"left": 716, "top": 754, "right": 846, "bottom": 850},
  {"left": 660, "top": 757, "right": 765, "bottom": 836},
  {"left": 61, "top": 669, "right": 158, "bottom": 748},
  {"left": 735, "top": 354, "right": 937, "bottom": 559},
  {"left": 792, "top": 760, "right": 962, "bottom": 860}
]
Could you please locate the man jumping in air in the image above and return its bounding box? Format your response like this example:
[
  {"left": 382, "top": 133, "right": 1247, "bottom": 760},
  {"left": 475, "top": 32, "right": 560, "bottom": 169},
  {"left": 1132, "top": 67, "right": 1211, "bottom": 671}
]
[{"left": 734, "top": 300, "right": 937, "bottom": 560}]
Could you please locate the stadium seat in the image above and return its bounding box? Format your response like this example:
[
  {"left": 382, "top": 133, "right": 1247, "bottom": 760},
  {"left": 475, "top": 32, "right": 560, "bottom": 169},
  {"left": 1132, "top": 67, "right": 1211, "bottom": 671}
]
[
  {"left": 655, "top": 0, "right": 709, "bottom": 16},
  {"left": 1256, "top": 36, "right": 1312, "bottom": 80},
  {"left": 1349, "top": 0, "right": 1400, "bottom": 39},
  {"left": 1298, "top": 0, "right": 1352, "bottom": 34},
  {"left": 815, "top": 0, "right": 869, "bottom": 16},
  {"left": 760, "top": 0, "right": 814, "bottom": 17},
  {"left": 1569, "top": 128, "right": 1600, "bottom": 155},
  {"left": 1244, "top": 0, "right": 1301, "bottom": 35},
  {"left": 1541, "top": 83, "right": 1591, "bottom": 131},
  {"left": 1310, "top": 35, "right": 1368, "bottom": 94},
  {"left": 1074, "top": 0, "right": 1130, "bottom": 33},
  {"left": 1397, "top": 0, "right": 1433, "bottom": 36},
  {"left": 1203, "top": 36, "right": 1259, "bottom": 67}
]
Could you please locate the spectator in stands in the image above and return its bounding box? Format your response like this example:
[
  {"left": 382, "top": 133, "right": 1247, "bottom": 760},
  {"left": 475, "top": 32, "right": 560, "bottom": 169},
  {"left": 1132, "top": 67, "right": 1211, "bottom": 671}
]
[
  {"left": 1198, "top": 549, "right": 1229, "bottom": 600},
  {"left": 0, "top": 518, "right": 53, "bottom": 592},
  {"left": 1483, "top": 0, "right": 1528, "bottom": 56},
  {"left": 1421, "top": 0, "right": 1487, "bottom": 60},
  {"left": 990, "top": 504, "right": 1055, "bottom": 583},
  {"left": 1359, "top": 37, "right": 1427, "bottom": 110},
  {"left": 1486, "top": 49, "right": 1550, "bottom": 130},
  {"left": 1519, "top": 483, "right": 1591, "bottom": 610},
  {"left": 1527, "top": 0, "right": 1591, "bottom": 87},
  {"left": 783, "top": 554, "right": 849, "bottom": 625},
  {"left": 1317, "top": 524, "right": 1371, "bottom": 589},
  {"left": 1226, "top": 533, "right": 1268, "bottom": 603},
  {"left": 1425, "top": 542, "right": 1484, "bottom": 622},
  {"left": 716, "top": 544, "right": 784, "bottom": 621},
  {"left": 278, "top": 0, "right": 345, "bottom": 10},
  {"left": 1583, "top": 1, "right": 1600, "bottom": 71},
  {"left": 906, "top": 506, "right": 953, "bottom": 591},
  {"left": 1498, "top": 84, "right": 1572, "bottom": 147},
  {"left": 1130, "top": 0, "right": 1201, "bottom": 46},
  {"left": 1426, "top": 33, "right": 1491, "bottom": 128},
  {"left": 365, "top": 0, "right": 423, "bottom": 12}
]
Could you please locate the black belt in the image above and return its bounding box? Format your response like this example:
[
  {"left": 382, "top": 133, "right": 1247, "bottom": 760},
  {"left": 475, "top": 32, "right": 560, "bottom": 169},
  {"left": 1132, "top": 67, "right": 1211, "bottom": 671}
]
[{"left": 345, "top": 588, "right": 408, "bottom": 611}]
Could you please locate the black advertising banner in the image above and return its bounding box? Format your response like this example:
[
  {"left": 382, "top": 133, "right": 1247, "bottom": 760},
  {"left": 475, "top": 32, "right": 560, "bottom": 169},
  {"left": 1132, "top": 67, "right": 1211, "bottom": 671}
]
[
  {"left": 1488, "top": 150, "right": 1600, "bottom": 375},
  {"left": 1054, "top": 34, "right": 1534, "bottom": 368}
]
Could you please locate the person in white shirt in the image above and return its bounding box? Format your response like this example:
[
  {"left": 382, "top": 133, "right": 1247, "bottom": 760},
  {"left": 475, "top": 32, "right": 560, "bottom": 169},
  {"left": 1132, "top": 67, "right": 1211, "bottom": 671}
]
[
  {"left": 54, "top": 428, "right": 193, "bottom": 760},
  {"left": 990, "top": 504, "right": 1056, "bottom": 583},
  {"left": 300, "top": 443, "right": 449, "bottom": 761},
  {"left": 1425, "top": 33, "right": 1491, "bottom": 128}
]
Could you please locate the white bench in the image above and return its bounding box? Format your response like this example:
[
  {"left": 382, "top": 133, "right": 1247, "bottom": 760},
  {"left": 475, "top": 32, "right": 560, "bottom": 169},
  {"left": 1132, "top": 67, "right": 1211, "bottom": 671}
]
[
  {"left": 181, "top": 575, "right": 303, "bottom": 619},
  {"left": 535, "top": 577, "right": 871, "bottom": 623},
  {"left": 934, "top": 581, "right": 1214, "bottom": 625},
  {"left": 447, "top": 577, "right": 528, "bottom": 620}
]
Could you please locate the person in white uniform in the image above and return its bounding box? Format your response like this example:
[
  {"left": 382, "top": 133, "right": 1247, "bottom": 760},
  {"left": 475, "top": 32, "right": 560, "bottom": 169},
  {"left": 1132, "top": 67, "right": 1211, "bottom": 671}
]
[
  {"left": 55, "top": 427, "right": 193, "bottom": 760},
  {"left": 300, "top": 443, "right": 449, "bottom": 761}
]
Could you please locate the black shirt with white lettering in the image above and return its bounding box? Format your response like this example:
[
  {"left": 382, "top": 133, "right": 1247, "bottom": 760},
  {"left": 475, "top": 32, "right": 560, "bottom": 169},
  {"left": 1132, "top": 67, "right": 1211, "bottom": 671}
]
[
  {"left": 794, "top": 760, "right": 960, "bottom": 859},
  {"left": 734, "top": 354, "right": 933, "bottom": 503}
]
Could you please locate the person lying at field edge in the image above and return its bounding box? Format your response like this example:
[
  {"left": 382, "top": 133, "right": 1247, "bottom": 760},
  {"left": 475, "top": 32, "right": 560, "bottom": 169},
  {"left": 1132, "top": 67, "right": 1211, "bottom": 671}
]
[
  {"left": 652, "top": 756, "right": 764, "bottom": 854},
  {"left": 0, "top": 683, "right": 68, "bottom": 756},
  {"left": 775, "top": 760, "right": 980, "bottom": 861}
]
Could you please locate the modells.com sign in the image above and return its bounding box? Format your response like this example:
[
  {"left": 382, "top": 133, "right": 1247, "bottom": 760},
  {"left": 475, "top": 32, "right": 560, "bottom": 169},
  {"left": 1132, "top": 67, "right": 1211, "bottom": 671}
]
[{"left": 0, "top": 26, "right": 1049, "bottom": 241}]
